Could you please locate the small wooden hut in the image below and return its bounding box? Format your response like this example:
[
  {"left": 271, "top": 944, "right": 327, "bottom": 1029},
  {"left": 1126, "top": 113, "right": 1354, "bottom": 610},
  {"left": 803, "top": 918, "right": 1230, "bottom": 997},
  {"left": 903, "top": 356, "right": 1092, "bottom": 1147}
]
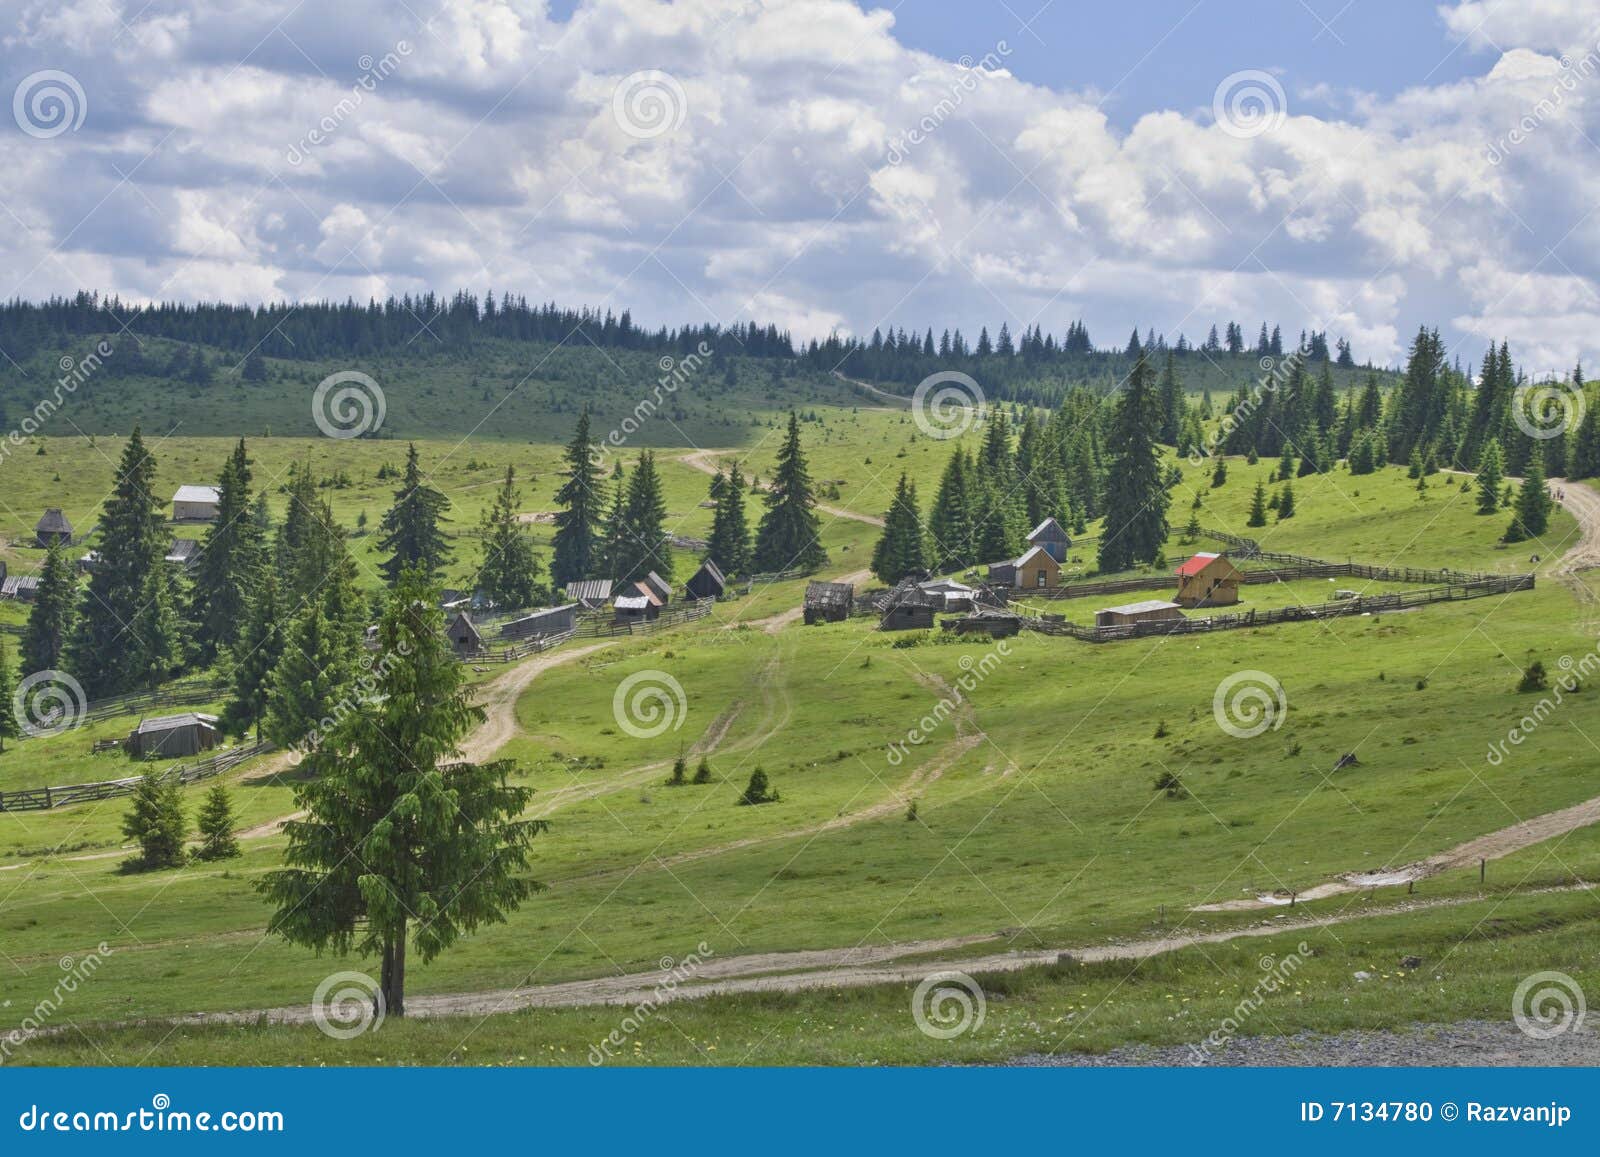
[
  {"left": 171, "top": 485, "right": 221, "bottom": 522},
  {"left": 34, "top": 508, "right": 73, "bottom": 548},
  {"left": 1174, "top": 552, "right": 1243, "bottom": 607},
  {"left": 1026, "top": 517, "right": 1071, "bottom": 562},
  {"left": 803, "top": 580, "right": 854, "bottom": 625},
  {"left": 564, "top": 579, "right": 614, "bottom": 609},
  {"left": 500, "top": 604, "right": 578, "bottom": 641},
  {"left": 684, "top": 559, "right": 727, "bottom": 602},
  {"left": 879, "top": 579, "right": 941, "bottom": 631},
  {"left": 127, "top": 712, "right": 221, "bottom": 758},
  {"left": 445, "top": 611, "right": 483, "bottom": 656},
  {"left": 1095, "top": 599, "right": 1184, "bottom": 628}
]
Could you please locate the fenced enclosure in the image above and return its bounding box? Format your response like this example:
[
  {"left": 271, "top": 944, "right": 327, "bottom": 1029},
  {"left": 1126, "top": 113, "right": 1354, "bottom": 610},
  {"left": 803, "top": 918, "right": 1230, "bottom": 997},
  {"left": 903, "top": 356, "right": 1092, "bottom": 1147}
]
[
  {"left": 0, "top": 740, "right": 272, "bottom": 813},
  {"left": 13, "top": 678, "right": 226, "bottom": 742}
]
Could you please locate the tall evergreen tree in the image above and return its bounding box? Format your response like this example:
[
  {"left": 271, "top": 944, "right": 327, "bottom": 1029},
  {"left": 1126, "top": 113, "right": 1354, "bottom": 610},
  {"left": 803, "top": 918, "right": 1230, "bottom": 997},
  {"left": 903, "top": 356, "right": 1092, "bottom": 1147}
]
[
  {"left": 1157, "top": 351, "right": 1184, "bottom": 445},
  {"left": 1475, "top": 438, "right": 1505, "bottom": 514},
  {"left": 221, "top": 571, "right": 287, "bottom": 742},
  {"left": 707, "top": 460, "right": 752, "bottom": 575},
  {"left": 130, "top": 567, "right": 186, "bottom": 691},
  {"left": 378, "top": 443, "right": 453, "bottom": 584},
  {"left": 22, "top": 541, "right": 76, "bottom": 676},
  {"left": 0, "top": 640, "right": 18, "bottom": 752},
  {"left": 928, "top": 446, "right": 980, "bottom": 572},
  {"left": 263, "top": 601, "right": 356, "bottom": 753},
  {"left": 1505, "top": 446, "right": 1553, "bottom": 542},
  {"left": 188, "top": 438, "right": 263, "bottom": 663},
  {"left": 258, "top": 569, "right": 545, "bottom": 1017},
  {"left": 551, "top": 408, "right": 604, "bottom": 586},
  {"left": 1247, "top": 479, "right": 1269, "bottom": 527},
  {"left": 871, "top": 474, "right": 929, "bottom": 584},
  {"left": 753, "top": 413, "right": 828, "bottom": 573},
  {"left": 475, "top": 466, "right": 542, "bottom": 608},
  {"left": 612, "top": 451, "right": 673, "bottom": 583},
  {"left": 194, "top": 784, "right": 241, "bottom": 861},
  {"left": 71, "top": 428, "right": 167, "bottom": 696},
  {"left": 121, "top": 771, "right": 187, "bottom": 871},
  {"left": 1097, "top": 354, "right": 1171, "bottom": 573}
]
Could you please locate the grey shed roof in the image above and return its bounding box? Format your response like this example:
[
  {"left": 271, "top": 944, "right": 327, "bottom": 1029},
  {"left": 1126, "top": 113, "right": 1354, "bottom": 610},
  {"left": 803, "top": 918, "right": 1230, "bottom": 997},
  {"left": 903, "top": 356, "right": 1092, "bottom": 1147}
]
[
  {"left": 1099, "top": 599, "right": 1182, "bottom": 616},
  {"left": 565, "top": 579, "right": 614, "bottom": 603},
  {"left": 1027, "top": 517, "right": 1069, "bottom": 542},
  {"left": 36, "top": 508, "right": 73, "bottom": 535},
  {"left": 136, "top": 712, "right": 220, "bottom": 734},
  {"left": 172, "top": 484, "right": 220, "bottom": 505}
]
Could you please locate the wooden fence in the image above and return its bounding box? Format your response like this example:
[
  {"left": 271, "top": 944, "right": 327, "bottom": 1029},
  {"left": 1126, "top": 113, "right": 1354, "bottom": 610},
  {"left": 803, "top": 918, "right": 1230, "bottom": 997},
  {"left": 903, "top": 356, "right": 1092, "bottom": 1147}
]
[
  {"left": 14, "top": 678, "right": 226, "bottom": 742},
  {"left": 1018, "top": 574, "right": 1534, "bottom": 642},
  {"left": 573, "top": 598, "right": 716, "bottom": 638},
  {"left": 0, "top": 740, "right": 272, "bottom": 813},
  {"left": 456, "top": 629, "right": 577, "bottom": 665}
]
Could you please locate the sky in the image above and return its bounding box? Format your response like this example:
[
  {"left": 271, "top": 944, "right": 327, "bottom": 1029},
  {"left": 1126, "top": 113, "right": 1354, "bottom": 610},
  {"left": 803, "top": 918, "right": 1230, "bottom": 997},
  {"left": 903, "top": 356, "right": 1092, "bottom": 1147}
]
[{"left": 2, "top": 0, "right": 1600, "bottom": 371}]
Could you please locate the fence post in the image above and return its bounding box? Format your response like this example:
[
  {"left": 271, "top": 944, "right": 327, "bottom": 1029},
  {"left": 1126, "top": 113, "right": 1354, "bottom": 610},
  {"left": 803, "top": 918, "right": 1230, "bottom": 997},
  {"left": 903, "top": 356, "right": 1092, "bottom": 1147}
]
[{"left": 43, "top": 785, "right": 52, "bottom": 809}]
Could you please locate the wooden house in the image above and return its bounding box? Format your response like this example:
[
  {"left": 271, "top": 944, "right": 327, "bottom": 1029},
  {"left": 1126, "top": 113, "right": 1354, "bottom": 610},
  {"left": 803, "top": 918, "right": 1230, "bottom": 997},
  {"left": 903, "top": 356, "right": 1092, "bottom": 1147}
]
[
  {"left": 613, "top": 593, "right": 659, "bottom": 624},
  {"left": 919, "top": 578, "right": 975, "bottom": 613},
  {"left": 987, "top": 545, "right": 1061, "bottom": 591},
  {"left": 564, "top": 579, "right": 614, "bottom": 610},
  {"left": 684, "top": 559, "right": 727, "bottom": 602},
  {"left": 1026, "top": 517, "right": 1071, "bottom": 563},
  {"left": 1, "top": 575, "right": 39, "bottom": 602},
  {"left": 803, "top": 580, "right": 854, "bottom": 625},
  {"left": 879, "top": 579, "right": 940, "bottom": 631},
  {"left": 1174, "top": 552, "right": 1243, "bottom": 608},
  {"left": 171, "top": 485, "right": 221, "bottom": 522},
  {"left": 445, "top": 611, "right": 483, "bottom": 656},
  {"left": 640, "top": 571, "right": 672, "bottom": 606},
  {"left": 1095, "top": 599, "right": 1184, "bottom": 628},
  {"left": 127, "top": 712, "right": 221, "bottom": 758},
  {"left": 500, "top": 604, "right": 578, "bottom": 641},
  {"left": 34, "top": 508, "right": 73, "bottom": 548}
]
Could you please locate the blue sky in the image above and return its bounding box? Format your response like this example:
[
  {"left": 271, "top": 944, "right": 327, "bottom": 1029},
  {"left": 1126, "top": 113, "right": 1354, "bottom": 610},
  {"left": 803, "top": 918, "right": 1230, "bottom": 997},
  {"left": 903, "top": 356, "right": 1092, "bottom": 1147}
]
[{"left": 3, "top": 0, "right": 1599, "bottom": 370}]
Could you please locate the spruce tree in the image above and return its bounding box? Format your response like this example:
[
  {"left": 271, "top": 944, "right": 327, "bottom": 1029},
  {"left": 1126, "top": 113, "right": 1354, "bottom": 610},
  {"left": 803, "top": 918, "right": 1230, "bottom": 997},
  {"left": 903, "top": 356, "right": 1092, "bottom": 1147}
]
[
  {"left": 121, "top": 771, "right": 187, "bottom": 871},
  {"left": 613, "top": 451, "right": 673, "bottom": 583},
  {"left": 221, "top": 571, "right": 287, "bottom": 742},
  {"left": 22, "top": 540, "right": 76, "bottom": 676},
  {"left": 71, "top": 428, "right": 166, "bottom": 696},
  {"left": 1476, "top": 438, "right": 1505, "bottom": 514},
  {"left": 1157, "top": 351, "right": 1184, "bottom": 445},
  {"left": 130, "top": 565, "right": 186, "bottom": 691},
  {"left": 188, "top": 438, "right": 263, "bottom": 663},
  {"left": 0, "top": 640, "right": 19, "bottom": 751},
  {"left": 1247, "top": 479, "right": 1269, "bottom": 527},
  {"left": 707, "top": 460, "right": 752, "bottom": 575},
  {"left": 194, "top": 783, "right": 240, "bottom": 861},
  {"left": 871, "top": 474, "right": 929, "bottom": 584},
  {"left": 1210, "top": 457, "right": 1227, "bottom": 488},
  {"left": 928, "top": 447, "right": 979, "bottom": 572},
  {"left": 258, "top": 569, "right": 544, "bottom": 1017},
  {"left": 1097, "top": 353, "right": 1171, "bottom": 573},
  {"left": 263, "top": 601, "right": 356, "bottom": 753},
  {"left": 551, "top": 408, "right": 604, "bottom": 586},
  {"left": 737, "top": 767, "right": 779, "bottom": 806},
  {"left": 378, "top": 443, "right": 453, "bottom": 584},
  {"left": 753, "top": 413, "right": 828, "bottom": 573},
  {"left": 475, "top": 466, "right": 542, "bottom": 608},
  {"left": 1277, "top": 481, "right": 1296, "bottom": 520},
  {"left": 1505, "top": 447, "right": 1553, "bottom": 542}
]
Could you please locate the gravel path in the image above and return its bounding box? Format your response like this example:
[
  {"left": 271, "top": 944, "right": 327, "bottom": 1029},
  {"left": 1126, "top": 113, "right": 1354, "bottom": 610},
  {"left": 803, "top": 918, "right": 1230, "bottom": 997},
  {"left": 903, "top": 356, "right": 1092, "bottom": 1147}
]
[{"left": 1012, "top": 1019, "right": 1600, "bottom": 1067}]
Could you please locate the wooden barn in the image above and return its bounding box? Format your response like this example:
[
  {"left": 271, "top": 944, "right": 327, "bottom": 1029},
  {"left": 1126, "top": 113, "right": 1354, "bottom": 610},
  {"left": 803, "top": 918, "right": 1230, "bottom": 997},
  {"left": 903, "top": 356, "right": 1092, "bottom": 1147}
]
[
  {"left": 919, "top": 578, "right": 975, "bottom": 612},
  {"left": 1, "top": 575, "right": 39, "bottom": 602},
  {"left": 879, "top": 579, "right": 941, "bottom": 631},
  {"left": 1026, "top": 517, "right": 1071, "bottom": 563},
  {"left": 803, "top": 580, "right": 854, "bottom": 625},
  {"left": 171, "top": 485, "right": 221, "bottom": 523},
  {"left": 990, "top": 545, "right": 1062, "bottom": 591},
  {"left": 127, "top": 712, "right": 221, "bottom": 758},
  {"left": 34, "top": 508, "right": 73, "bottom": 548},
  {"left": 500, "top": 604, "right": 578, "bottom": 641},
  {"left": 639, "top": 571, "right": 672, "bottom": 606},
  {"left": 1095, "top": 599, "right": 1184, "bottom": 628},
  {"left": 684, "top": 559, "right": 727, "bottom": 602},
  {"left": 1174, "top": 552, "right": 1243, "bottom": 608},
  {"left": 445, "top": 611, "right": 484, "bottom": 656},
  {"left": 613, "top": 593, "right": 659, "bottom": 624},
  {"left": 564, "top": 579, "right": 614, "bottom": 610}
]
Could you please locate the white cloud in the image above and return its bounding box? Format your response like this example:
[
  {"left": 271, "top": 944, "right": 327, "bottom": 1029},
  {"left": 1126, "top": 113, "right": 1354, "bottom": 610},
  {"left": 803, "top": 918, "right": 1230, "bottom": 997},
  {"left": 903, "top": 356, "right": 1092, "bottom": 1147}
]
[{"left": 0, "top": 0, "right": 1597, "bottom": 368}]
